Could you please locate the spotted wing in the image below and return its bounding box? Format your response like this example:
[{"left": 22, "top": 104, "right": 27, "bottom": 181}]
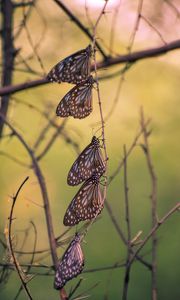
[
  {"left": 67, "top": 140, "right": 105, "bottom": 186},
  {"left": 71, "top": 81, "right": 93, "bottom": 119},
  {"left": 56, "top": 78, "right": 93, "bottom": 119},
  {"left": 54, "top": 236, "right": 84, "bottom": 290},
  {"left": 63, "top": 177, "right": 104, "bottom": 226},
  {"left": 47, "top": 45, "right": 92, "bottom": 84}
]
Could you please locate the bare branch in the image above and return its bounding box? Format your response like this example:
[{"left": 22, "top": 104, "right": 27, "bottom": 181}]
[
  {"left": 0, "top": 113, "right": 68, "bottom": 299},
  {"left": 109, "top": 119, "right": 151, "bottom": 184},
  {"left": 1, "top": 39, "right": 180, "bottom": 96},
  {"left": 13, "top": 1, "right": 34, "bottom": 8},
  {"left": 128, "top": 202, "right": 180, "bottom": 267},
  {"left": 0, "top": 0, "right": 16, "bottom": 137},
  {"left": 122, "top": 202, "right": 179, "bottom": 300},
  {"left": 122, "top": 145, "right": 132, "bottom": 300},
  {"left": 52, "top": 0, "right": 107, "bottom": 59},
  {"left": 140, "top": 108, "right": 158, "bottom": 300},
  {"left": 7, "top": 176, "right": 33, "bottom": 299}
]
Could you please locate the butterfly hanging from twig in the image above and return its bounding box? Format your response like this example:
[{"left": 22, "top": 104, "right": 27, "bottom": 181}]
[
  {"left": 54, "top": 233, "right": 84, "bottom": 290},
  {"left": 47, "top": 45, "right": 92, "bottom": 84},
  {"left": 56, "top": 75, "right": 95, "bottom": 119},
  {"left": 67, "top": 136, "right": 106, "bottom": 186},
  {"left": 64, "top": 173, "right": 104, "bottom": 226}
]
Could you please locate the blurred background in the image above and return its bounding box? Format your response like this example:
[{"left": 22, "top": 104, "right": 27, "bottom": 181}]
[{"left": 0, "top": 0, "right": 180, "bottom": 299}]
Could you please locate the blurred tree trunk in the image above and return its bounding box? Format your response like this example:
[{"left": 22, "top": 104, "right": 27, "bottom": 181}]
[{"left": 0, "top": 0, "right": 15, "bottom": 137}]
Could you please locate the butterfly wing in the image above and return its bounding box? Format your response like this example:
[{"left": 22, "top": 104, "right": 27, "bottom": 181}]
[
  {"left": 67, "top": 139, "right": 96, "bottom": 186},
  {"left": 63, "top": 176, "right": 104, "bottom": 226},
  {"left": 54, "top": 235, "right": 84, "bottom": 290},
  {"left": 67, "top": 136, "right": 105, "bottom": 186},
  {"left": 47, "top": 45, "right": 92, "bottom": 84},
  {"left": 71, "top": 79, "right": 93, "bottom": 119},
  {"left": 56, "top": 76, "right": 93, "bottom": 119}
]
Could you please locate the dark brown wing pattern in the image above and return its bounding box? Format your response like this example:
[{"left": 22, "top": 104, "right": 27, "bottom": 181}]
[
  {"left": 47, "top": 45, "right": 92, "bottom": 84},
  {"left": 54, "top": 234, "right": 84, "bottom": 290},
  {"left": 56, "top": 76, "right": 94, "bottom": 119},
  {"left": 64, "top": 174, "right": 104, "bottom": 226},
  {"left": 67, "top": 136, "right": 106, "bottom": 186}
]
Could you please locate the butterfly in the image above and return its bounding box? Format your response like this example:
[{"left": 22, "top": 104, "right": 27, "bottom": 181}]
[
  {"left": 56, "top": 75, "right": 95, "bottom": 119},
  {"left": 54, "top": 233, "right": 84, "bottom": 290},
  {"left": 64, "top": 173, "right": 104, "bottom": 226},
  {"left": 67, "top": 136, "right": 106, "bottom": 186},
  {"left": 47, "top": 45, "right": 92, "bottom": 84}
]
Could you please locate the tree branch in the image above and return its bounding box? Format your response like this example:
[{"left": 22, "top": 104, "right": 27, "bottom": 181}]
[
  {"left": 1, "top": 39, "right": 180, "bottom": 96},
  {"left": 122, "top": 202, "right": 179, "bottom": 300},
  {"left": 7, "top": 176, "right": 33, "bottom": 299},
  {"left": 0, "top": 0, "right": 16, "bottom": 136},
  {"left": 140, "top": 108, "right": 158, "bottom": 300},
  {"left": 52, "top": 0, "right": 107, "bottom": 59},
  {"left": 0, "top": 113, "right": 67, "bottom": 299}
]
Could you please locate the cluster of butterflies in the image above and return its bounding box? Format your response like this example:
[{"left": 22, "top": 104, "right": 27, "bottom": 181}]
[
  {"left": 47, "top": 46, "right": 107, "bottom": 290},
  {"left": 47, "top": 45, "right": 95, "bottom": 119}
]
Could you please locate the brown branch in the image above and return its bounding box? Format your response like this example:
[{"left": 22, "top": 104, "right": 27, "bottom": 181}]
[
  {"left": 13, "top": 1, "right": 34, "bottom": 8},
  {"left": 141, "top": 15, "right": 166, "bottom": 45},
  {"left": 140, "top": 108, "right": 158, "bottom": 300},
  {"left": 80, "top": 0, "right": 109, "bottom": 240},
  {"left": 21, "top": 0, "right": 46, "bottom": 75},
  {"left": 14, "top": 0, "right": 35, "bottom": 39},
  {"left": 128, "top": 0, "right": 143, "bottom": 52},
  {"left": 7, "top": 176, "right": 33, "bottom": 299},
  {"left": 35, "top": 119, "right": 67, "bottom": 162},
  {"left": 0, "top": 113, "right": 67, "bottom": 299},
  {"left": 122, "top": 145, "right": 132, "bottom": 300},
  {"left": 122, "top": 202, "right": 179, "bottom": 300},
  {"left": 109, "top": 118, "right": 151, "bottom": 184},
  {"left": 52, "top": 0, "right": 107, "bottom": 59},
  {"left": 0, "top": 150, "right": 28, "bottom": 167},
  {"left": 105, "top": 200, "right": 151, "bottom": 270},
  {"left": 14, "top": 221, "right": 38, "bottom": 300},
  {"left": 128, "top": 202, "right": 180, "bottom": 267},
  {"left": 0, "top": 0, "right": 16, "bottom": 137},
  {"left": 1, "top": 39, "right": 180, "bottom": 96},
  {"left": 0, "top": 78, "right": 48, "bottom": 96}
]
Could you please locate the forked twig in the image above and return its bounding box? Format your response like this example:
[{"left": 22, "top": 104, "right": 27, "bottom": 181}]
[
  {"left": 0, "top": 113, "right": 67, "bottom": 299},
  {"left": 128, "top": 202, "right": 180, "bottom": 267},
  {"left": 7, "top": 176, "right": 33, "bottom": 299}
]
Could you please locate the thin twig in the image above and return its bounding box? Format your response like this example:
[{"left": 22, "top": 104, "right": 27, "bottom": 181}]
[
  {"left": 35, "top": 119, "right": 67, "bottom": 162},
  {"left": 21, "top": 0, "right": 46, "bottom": 75},
  {"left": 109, "top": 119, "right": 151, "bottom": 183},
  {"left": 0, "top": 150, "right": 28, "bottom": 168},
  {"left": 128, "top": 0, "right": 144, "bottom": 52},
  {"left": 109, "top": 0, "right": 122, "bottom": 56},
  {"left": 0, "top": 113, "right": 67, "bottom": 299},
  {"left": 14, "top": 0, "right": 35, "bottom": 39},
  {"left": 122, "top": 202, "right": 180, "bottom": 300},
  {"left": 128, "top": 202, "right": 180, "bottom": 267},
  {"left": 141, "top": 15, "right": 166, "bottom": 45},
  {"left": 140, "top": 108, "right": 158, "bottom": 300},
  {"left": 8, "top": 176, "right": 33, "bottom": 299},
  {"left": 52, "top": 0, "right": 107, "bottom": 60},
  {"left": 81, "top": 0, "right": 109, "bottom": 240},
  {"left": 122, "top": 145, "right": 131, "bottom": 300}
]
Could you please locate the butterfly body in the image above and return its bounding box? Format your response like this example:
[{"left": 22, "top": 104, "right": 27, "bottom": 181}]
[
  {"left": 56, "top": 75, "right": 95, "bottom": 119},
  {"left": 63, "top": 174, "right": 104, "bottom": 226},
  {"left": 54, "top": 234, "right": 84, "bottom": 290},
  {"left": 67, "top": 136, "right": 106, "bottom": 186},
  {"left": 47, "top": 45, "right": 92, "bottom": 84}
]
